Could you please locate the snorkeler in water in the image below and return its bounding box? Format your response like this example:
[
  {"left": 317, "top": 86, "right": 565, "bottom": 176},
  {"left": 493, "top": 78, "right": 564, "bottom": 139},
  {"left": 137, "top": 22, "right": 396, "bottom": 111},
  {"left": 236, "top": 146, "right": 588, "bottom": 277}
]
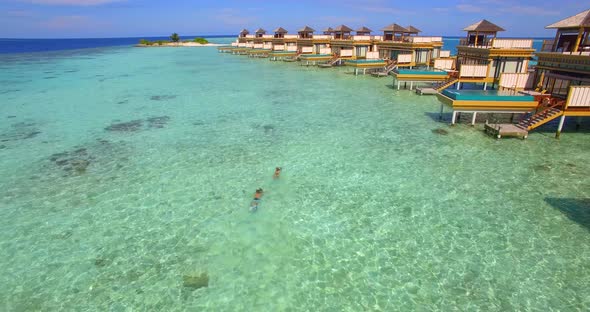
[
  {"left": 273, "top": 167, "right": 282, "bottom": 179},
  {"left": 250, "top": 188, "right": 264, "bottom": 212}
]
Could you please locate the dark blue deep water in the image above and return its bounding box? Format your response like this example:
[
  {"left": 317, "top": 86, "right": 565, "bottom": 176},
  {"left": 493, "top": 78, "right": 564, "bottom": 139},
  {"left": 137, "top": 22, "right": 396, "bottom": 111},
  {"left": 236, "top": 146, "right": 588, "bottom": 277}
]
[
  {"left": 0, "top": 36, "right": 547, "bottom": 55},
  {"left": 0, "top": 36, "right": 232, "bottom": 54}
]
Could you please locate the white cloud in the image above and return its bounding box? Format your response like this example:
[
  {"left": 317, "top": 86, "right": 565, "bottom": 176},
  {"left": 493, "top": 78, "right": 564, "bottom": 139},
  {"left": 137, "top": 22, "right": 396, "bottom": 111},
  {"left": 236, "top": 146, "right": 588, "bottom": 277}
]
[
  {"left": 41, "top": 15, "right": 111, "bottom": 29},
  {"left": 214, "top": 8, "right": 259, "bottom": 26},
  {"left": 499, "top": 6, "right": 561, "bottom": 16},
  {"left": 6, "top": 10, "right": 36, "bottom": 17},
  {"left": 24, "top": 0, "right": 125, "bottom": 5},
  {"left": 456, "top": 4, "right": 483, "bottom": 13}
]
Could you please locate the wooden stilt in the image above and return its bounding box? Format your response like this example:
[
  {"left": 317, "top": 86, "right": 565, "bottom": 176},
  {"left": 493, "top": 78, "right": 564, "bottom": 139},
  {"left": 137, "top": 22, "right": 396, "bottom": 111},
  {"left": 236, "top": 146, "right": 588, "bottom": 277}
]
[
  {"left": 483, "top": 82, "right": 487, "bottom": 90},
  {"left": 556, "top": 115, "right": 566, "bottom": 138},
  {"left": 451, "top": 111, "right": 457, "bottom": 125},
  {"left": 439, "top": 104, "right": 444, "bottom": 120},
  {"left": 576, "top": 116, "right": 582, "bottom": 130},
  {"left": 410, "top": 81, "right": 414, "bottom": 90},
  {"left": 471, "top": 112, "right": 477, "bottom": 126},
  {"left": 456, "top": 82, "right": 461, "bottom": 90},
  {"left": 397, "top": 80, "right": 400, "bottom": 90}
]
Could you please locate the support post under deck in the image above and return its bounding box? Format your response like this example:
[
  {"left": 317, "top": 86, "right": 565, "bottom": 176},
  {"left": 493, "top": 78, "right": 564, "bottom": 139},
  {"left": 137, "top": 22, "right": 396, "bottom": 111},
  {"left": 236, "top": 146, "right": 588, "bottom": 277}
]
[
  {"left": 451, "top": 111, "right": 457, "bottom": 125},
  {"left": 556, "top": 115, "right": 566, "bottom": 139},
  {"left": 471, "top": 112, "right": 477, "bottom": 126},
  {"left": 439, "top": 104, "right": 444, "bottom": 120}
]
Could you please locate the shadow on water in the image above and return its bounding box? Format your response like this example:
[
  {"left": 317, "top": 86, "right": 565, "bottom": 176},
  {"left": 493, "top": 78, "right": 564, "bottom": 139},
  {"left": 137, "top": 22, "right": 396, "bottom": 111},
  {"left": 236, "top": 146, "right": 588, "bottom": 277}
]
[{"left": 545, "top": 198, "right": 590, "bottom": 231}]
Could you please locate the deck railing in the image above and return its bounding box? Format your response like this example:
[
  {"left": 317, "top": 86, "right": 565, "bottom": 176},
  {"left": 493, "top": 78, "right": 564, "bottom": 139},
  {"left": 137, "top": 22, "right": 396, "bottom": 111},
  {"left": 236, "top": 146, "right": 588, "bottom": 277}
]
[
  {"left": 409, "top": 36, "right": 443, "bottom": 43},
  {"left": 434, "top": 59, "right": 454, "bottom": 70},
  {"left": 352, "top": 35, "right": 372, "bottom": 41},
  {"left": 499, "top": 73, "right": 534, "bottom": 90},
  {"left": 284, "top": 35, "right": 299, "bottom": 39},
  {"left": 245, "top": 35, "right": 255, "bottom": 38},
  {"left": 286, "top": 46, "right": 298, "bottom": 51},
  {"left": 262, "top": 35, "right": 273, "bottom": 39},
  {"left": 312, "top": 35, "right": 332, "bottom": 40},
  {"left": 492, "top": 39, "right": 533, "bottom": 49},
  {"left": 366, "top": 51, "right": 380, "bottom": 59},
  {"left": 459, "top": 65, "right": 488, "bottom": 77},
  {"left": 439, "top": 51, "right": 451, "bottom": 58},
  {"left": 253, "top": 44, "right": 263, "bottom": 49},
  {"left": 263, "top": 44, "right": 273, "bottom": 49},
  {"left": 301, "top": 46, "right": 313, "bottom": 53},
  {"left": 397, "top": 54, "right": 412, "bottom": 63},
  {"left": 319, "top": 48, "right": 332, "bottom": 54},
  {"left": 567, "top": 86, "right": 590, "bottom": 107},
  {"left": 340, "top": 49, "right": 353, "bottom": 57},
  {"left": 458, "top": 38, "right": 532, "bottom": 49}
]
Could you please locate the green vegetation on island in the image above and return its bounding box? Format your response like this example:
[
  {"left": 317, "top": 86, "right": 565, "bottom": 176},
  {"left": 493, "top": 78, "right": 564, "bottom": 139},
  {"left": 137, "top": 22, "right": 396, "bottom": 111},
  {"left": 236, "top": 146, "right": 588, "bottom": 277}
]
[{"left": 138, "top": 34, "right": 209, "bottom": 46}]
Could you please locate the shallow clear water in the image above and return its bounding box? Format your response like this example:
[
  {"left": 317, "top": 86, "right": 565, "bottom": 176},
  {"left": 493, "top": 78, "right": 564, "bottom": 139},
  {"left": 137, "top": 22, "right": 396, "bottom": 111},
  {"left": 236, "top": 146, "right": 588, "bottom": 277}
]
[{"left": 1, "top": 46, "right": 589, "bottom": 311}]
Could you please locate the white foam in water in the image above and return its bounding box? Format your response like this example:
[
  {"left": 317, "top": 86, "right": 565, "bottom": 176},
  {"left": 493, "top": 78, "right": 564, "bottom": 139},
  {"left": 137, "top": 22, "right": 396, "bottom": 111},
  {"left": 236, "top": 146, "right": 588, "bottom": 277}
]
[{"left": 0, "top": 45, "right": 589, "bottom": 310}]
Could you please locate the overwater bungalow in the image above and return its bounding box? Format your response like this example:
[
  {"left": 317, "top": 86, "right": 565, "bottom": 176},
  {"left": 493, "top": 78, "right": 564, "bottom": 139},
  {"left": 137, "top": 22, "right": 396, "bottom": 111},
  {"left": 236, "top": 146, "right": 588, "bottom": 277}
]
[
  {"left": 248, "top": 28, "right": 272, "bottom": 57},
  {"left": 435, "top": 19, "right": 537, "bottom": 127},
  {"left": 229, "top": 29, "right": 254, "bottom": 54},
  {"left": 330, "top": 25, "right": 375, "bottom": 60},
  {"left": 296, "top": 26, "right": 334, "bottom": 65},
  {"left": 377, "top": 23, "right": 445, "bottom": 69},
  {"left": 269, "top": 27, "right": 299, "bottom": 60},
  {"left": 529, "top": 9, "right": 590, "bottom": 137}
]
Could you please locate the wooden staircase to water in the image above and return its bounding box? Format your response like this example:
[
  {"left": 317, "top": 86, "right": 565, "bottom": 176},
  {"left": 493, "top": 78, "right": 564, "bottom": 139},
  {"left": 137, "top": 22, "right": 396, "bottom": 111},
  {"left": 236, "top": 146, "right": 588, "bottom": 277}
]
[
  {"left": 435, "top": 77, "right": 459, "bottom": 92},
  {"left": 516, "top": 100, "right": 565, "bottom": 131}
]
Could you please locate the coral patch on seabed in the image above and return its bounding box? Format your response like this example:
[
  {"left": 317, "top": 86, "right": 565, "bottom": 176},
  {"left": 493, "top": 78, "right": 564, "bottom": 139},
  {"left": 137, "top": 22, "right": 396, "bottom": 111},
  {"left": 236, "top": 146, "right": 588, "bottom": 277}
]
[
  {"left": 50, "top": 147, "right": 94, "bottom": 174},
  {"left": 147, "top": 116, "right": 170, "bottom": 128},
  {"left": 105, "top": 117, "right": 170, "bottom": 132},
  {"left": 0, "top": 121, "right": 41, "bottom": 142},
  {"left": 182, "top": 273, "right": 209, "bottom": 290},
  {"left": 432, "top": 128, "right": 449, "bottom": 135},
  {"left": 150, "top": 95, "right": 177, "bottom": 101},
  {"left": 105, "top": 120, "right": 143, "bottom": 132}
]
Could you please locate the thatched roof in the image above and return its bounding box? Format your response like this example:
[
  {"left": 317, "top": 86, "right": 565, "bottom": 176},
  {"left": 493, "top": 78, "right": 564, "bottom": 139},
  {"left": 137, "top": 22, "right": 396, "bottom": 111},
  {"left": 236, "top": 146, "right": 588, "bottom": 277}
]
[
  {"left": 274, "top": 27, "right": 288, "bottom": 33},
  {"left": 381, "top": 23, "right": 408, "bottom": 32},
  {"left": 239, "top": 29, "right": 249, "bottom": 35},
  {"left": 298, "top": 26, "right": 315, "bottom": 32},
  {"left": 323, "top": 27, "right": 334, "bottom": 32},
  {"left": 546, "top": 9, "right": 590, "bottom": 29},
  {"left": 405, "top": 26, "right": 421, "bottom": 34},
  {"left": 334, "top": 25, "right": 353, "bottom": 32},
  {"left": 356, "top": 26, "right": 372, "bottom": 33},
  {"left": 463, "top": 20, "right": 505, "bottom": 32},
  {"left": 255, "top": 28, "right": 266, "bottom": 34}
]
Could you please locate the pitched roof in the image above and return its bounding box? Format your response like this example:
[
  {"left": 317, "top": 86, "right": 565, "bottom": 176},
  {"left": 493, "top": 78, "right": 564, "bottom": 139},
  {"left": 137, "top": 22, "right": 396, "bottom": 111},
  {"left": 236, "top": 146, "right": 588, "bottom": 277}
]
[
  {"left": 274, "top": 27, "right": 288, "bottom": 33},
  {"left": 546, "top": 9, "right": 590, "bottom": 29},
  {"left": 405, "top": 25, "right": 421, "bottom": 34},
  {"left": 334, "top": 25, "right": 353, "bottom": 32},
  {"left": 356, "top": 26, "right": 372, "bottom": 33},
  {"left": 298, "top": 26, "right": 315, "bottom": 32},
  {"left": 255, "top": 28, "right": 266, "bottom": 34},
  {"left": 381, "top": 23, "right": 408, "bottom": 32},
  {"left": 323, "top": 27, "right": 334, "bottom": 32},
  {"left": 240, "top": 29, "right": 249, "bottom": 35},
  {"left": 463, "top": 19, "right": 505, "bottom": 32}
]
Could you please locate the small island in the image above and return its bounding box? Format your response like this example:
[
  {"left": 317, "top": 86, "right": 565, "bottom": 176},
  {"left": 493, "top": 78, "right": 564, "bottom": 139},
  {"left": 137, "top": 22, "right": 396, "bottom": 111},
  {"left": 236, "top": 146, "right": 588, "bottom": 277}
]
[{"left": 136, "top": 33, "right": 223, "bottom": 47}]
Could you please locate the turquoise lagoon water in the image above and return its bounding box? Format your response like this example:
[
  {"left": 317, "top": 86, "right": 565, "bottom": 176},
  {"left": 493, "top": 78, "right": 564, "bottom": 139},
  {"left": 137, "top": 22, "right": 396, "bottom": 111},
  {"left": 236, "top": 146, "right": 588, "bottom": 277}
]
[{"left": 0, "top": 45, "right": 589, "bottom": 311}]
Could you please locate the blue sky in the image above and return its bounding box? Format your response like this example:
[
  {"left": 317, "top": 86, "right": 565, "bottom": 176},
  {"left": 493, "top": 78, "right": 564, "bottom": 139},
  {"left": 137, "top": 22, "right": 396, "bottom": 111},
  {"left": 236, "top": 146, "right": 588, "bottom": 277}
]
[{"left": 0, "top": 0, "right": 587, "bottom": 38}]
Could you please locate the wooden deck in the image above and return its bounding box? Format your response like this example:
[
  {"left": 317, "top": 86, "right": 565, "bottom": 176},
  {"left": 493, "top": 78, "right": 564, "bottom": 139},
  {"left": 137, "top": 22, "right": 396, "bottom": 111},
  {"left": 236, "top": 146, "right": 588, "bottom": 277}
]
[
  {"left": 415, "top": 87, "right": 438, "bottom": 95},
  {"left": 484, "top": 122, "right": 528, "bottom": 139}
]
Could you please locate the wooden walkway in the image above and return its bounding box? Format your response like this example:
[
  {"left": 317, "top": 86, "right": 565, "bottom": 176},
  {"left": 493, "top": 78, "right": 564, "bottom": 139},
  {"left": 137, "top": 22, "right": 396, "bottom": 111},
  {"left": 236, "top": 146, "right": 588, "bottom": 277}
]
[
  {"left": 484, "top": 122, "right": 528, "bottom": 139},
  {"left": 415, "top": 87, "right": 438, "bottom": 95}
]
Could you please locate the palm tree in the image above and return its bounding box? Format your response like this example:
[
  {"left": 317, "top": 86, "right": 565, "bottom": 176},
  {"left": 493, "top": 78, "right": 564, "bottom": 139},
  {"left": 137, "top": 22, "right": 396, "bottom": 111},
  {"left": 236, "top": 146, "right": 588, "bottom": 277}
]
[{"left": 170, "top": 33, "right": 180, "bottom": 44}]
